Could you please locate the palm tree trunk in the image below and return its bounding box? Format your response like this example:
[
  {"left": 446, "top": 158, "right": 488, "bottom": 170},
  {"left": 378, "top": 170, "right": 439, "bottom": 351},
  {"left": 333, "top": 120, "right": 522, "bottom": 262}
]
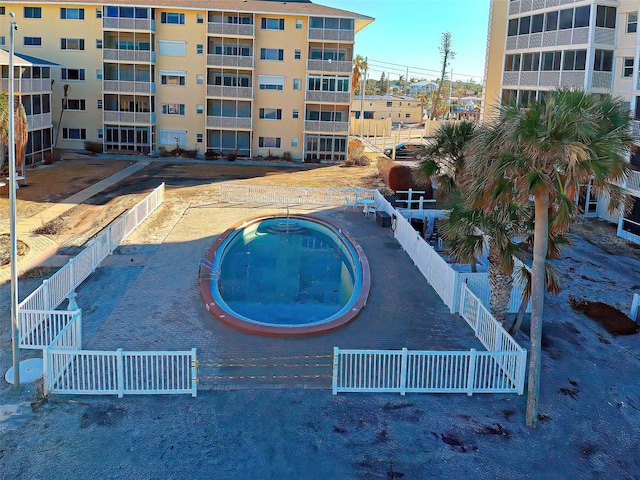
[
  {"left": 508, "top": 294, "right": 528, "bottom": 336},
  {"left": 488, "top": 245, "right": 513, "bottom": 324},
  {"left": 526, "top": 193, "right": 549, "bottom": 427}
]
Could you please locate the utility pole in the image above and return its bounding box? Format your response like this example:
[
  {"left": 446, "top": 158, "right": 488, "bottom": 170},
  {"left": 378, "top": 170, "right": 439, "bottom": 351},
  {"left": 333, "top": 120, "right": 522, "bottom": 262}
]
[{"left": 359, "top": 56, "right": 367, "bottom": 136}]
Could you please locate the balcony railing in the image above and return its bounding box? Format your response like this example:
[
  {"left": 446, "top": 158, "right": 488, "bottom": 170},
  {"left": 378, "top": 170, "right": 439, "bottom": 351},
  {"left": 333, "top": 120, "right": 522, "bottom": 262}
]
[
  {"left": 103, "top": 18, "right": 155, "bottom": 31},
  {"left": 206, "top": 54, "right": 253, "bottom": 68},
  {"left": 27, "top": 112, "right": 52, "bottom": 130},
  {"left": 206, "top": 85, "right": 253, "bottom": 99},
  {"left": 305, "top": 91, "right": 350, "bottom": 104},
  {"left": 307, "top": 59, "right": 352, "bottom": 73},
  {"left": 103, "top": 49, "right": 155, "bottom": 63},
  {"left": 308, "top": 28, "right": 354, "bottom": 42},
  {"left": 207, "top": 23, "right": 254, "bottom": 37},
  {"left": 304, "top": 120, "right": 349, "bottom": 133},
  {"left": 103, "top": 111, "right": 155, "bottom": 124},
  {"left": 1, "top": 78, "right": 51, "bottom": 94},
  {"left": 206, "top": 116, "right": 252, "bottom": 129},
  {"left": 102, "top": 80, "right": 156, "bottom": 94}
]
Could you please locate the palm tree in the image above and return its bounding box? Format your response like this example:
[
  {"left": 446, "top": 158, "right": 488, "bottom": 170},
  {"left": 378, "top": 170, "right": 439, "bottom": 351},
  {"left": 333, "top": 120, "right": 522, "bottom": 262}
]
[
  {"left": 418, "top": 120, "right": 476, "bottom": 198},
  {"left": 351, "top": 55, "right": 368, "bottom": 96},
  {"left": 467, "top": 89, "right": 631, "bottom": 427},
  {"left": 0, "top": 92, "right": 29, "bottom": 176}
]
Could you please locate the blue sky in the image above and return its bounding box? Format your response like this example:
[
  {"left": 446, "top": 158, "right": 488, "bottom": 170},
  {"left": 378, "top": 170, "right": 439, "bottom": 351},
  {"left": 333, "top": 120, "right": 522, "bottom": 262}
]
[{"left": 318, "top": 0, "right": 491, "bottom": 84}]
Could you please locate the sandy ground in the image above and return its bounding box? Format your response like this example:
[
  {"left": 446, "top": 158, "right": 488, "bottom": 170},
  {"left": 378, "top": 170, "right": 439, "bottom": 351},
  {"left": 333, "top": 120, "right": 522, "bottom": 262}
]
[{"left": 0, "top": 158, "right": 639, "bottom": 479}]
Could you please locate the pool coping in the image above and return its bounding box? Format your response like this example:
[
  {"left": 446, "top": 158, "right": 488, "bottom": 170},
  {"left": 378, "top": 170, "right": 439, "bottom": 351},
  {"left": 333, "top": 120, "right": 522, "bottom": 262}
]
[{"left": 199, "top": 214, "right": 371, "bottom": 337}]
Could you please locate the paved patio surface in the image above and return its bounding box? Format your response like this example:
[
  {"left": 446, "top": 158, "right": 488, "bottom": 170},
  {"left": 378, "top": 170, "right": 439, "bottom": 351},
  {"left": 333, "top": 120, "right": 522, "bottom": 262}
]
[{"left": 76, "top": 202, "right": 482, "bottom": 390}]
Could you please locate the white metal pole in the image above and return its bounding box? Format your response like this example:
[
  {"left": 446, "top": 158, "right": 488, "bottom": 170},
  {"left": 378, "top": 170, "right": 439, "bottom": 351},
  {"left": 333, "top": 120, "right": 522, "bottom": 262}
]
[{"left": 8, "top": 12, "right": 20, "bottom": 388}]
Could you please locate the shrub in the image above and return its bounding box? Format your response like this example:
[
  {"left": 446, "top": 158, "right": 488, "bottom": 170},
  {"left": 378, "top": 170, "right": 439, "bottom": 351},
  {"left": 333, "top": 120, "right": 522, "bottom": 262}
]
[
  {"left": 347, "top": 138, "right": 370, "bottom": 167},
  {"left": 226, "top": 150, "right": 238, "bottom": 161},
  {"left": 205, "top": 150, "right": 221, "bottom": 160},
  {"left": 282, "top": 151, "right": 292, "bottom": 162},
  {"left": 83, "top": 141, "right": 103, "bottom": 154},
  {"left": 377, "top": 156, "right": 412, "bottom": 192},
  {"left": 181, "top": 148, "right": 198, "bottom": 158},
  {"left": 158, "top": 146, "right": 171, "bottom": 157}
]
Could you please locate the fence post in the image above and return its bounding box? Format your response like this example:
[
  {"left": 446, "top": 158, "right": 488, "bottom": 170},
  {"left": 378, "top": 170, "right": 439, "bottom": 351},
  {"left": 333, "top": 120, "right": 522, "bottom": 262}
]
[
  {"left": 400, "top": 347, "right": 408, "bottom": 396},
  {"left": 107, "top": 225, "right": 113, "bottom": 254},
  {"left": 117, "top": 348, "right": 124, "bottom": 398},
  {"left": 42, "top": 279, "right": 51, "bottom": 311},
  {"left": 495, "top": 328, "right": 503, "bottom": 353},
  {"left": 517, "top": 350, "right": 527, "bottom": 395},
  {"left": 332, "top": 347, "right": 339, "bottom": 395},
  {"left": 466, "top": 349, "right": 477, "bottom": 396},
  {"left": 76, "top": 310, "right": 83, "bottom": 350},
  {"left": 42, "top": 346, "right": 51, "bottom": 396},
  {"left": 67, "top": 257, "right": 75, "bottom": 291},
  {"left": 191, "top": 348, "right": 198, "bottom": 397},
  {"left": 631, "top": 293, "right": 640, "bottom": 322}
]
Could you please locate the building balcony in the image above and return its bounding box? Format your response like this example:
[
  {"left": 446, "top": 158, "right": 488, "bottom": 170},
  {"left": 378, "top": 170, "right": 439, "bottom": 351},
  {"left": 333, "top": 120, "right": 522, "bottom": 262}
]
[
  {"left": 103, "top": 111, "right": 155, "bottom": 124},
  {"left": 502, "top": 70, "right": 585, "bottom": 89},
  {"left": 206, "top": 116, "right": 252, "bottom": 129},
  {"left": 305, "top": 91, "right": 350, "bottom": 104},
  {"left": 103, "top": 49, "right": 155, "bottom": 63},
  {"left": 27, "top": 112, "right": 52, "bottom": 130},
  {"left": 308, "top": 28, "right": 354, "bottom": 42},
  {"left": 304, "top": 120, "right": 349, "bottom": 133},
  {"left": 307, "top": 59, "right": 352, "bottom": 73},
  {"left": 207, "top": 22, "right": 254, "bottom": 37},
  {"left": 206, "top": 54, "right": 253, "bottom": 68},
  {"left": 505, "top": 27, "right": 591, "bottom": 51},
  {"left": 102, "top": 80, "right": 156, "bottom": 94},
  {"left": 1, "top": 78, "right": 51, "bottom": 94},
  {"left": 103, "top": 18, "right": 155, "bottom": 31},
  {"left": 206, "top": 85, "right": 253, "bottom": 99}
]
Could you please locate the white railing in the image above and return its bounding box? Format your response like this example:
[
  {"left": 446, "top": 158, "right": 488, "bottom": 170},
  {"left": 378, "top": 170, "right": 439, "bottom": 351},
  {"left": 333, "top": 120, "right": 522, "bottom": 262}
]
[
  {"left": 19, "top": 184, "right": 165, "bottom": 313},
  {"left": 43, "top": 348, "right": 197, "bottom": 397},
  {"left": 333, "top": 347, "right": 524, "bottom": 395},
  {"left": 19, "top": 309, "right": 81, "bottom": 350},
  {"left": 462, "top": 273, "right": 531, "bottom": 314},
  {"left": 219, "top": 184, "right": 375, "bottom": 206}
]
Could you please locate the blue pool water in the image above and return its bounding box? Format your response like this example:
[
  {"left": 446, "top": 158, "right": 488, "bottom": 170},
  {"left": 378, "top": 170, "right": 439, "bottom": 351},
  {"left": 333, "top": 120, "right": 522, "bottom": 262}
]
[{"left": 211, "top": 217, "right": 362, "bottom": 327}]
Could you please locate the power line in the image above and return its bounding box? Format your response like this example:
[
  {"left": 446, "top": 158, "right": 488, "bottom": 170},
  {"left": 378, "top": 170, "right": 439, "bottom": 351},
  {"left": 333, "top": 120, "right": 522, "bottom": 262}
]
[{"left": 365, "top": 58, "right": 483, "bottom": 82}]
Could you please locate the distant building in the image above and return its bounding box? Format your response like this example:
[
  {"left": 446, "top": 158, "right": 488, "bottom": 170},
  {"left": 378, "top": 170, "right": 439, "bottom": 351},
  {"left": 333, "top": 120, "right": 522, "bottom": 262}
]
[
  {"left": 351, "top": 94, "right": 423, "bottom": 124},
  {"left": 408, "top": 81, "right": 437, "bottom": 95}
]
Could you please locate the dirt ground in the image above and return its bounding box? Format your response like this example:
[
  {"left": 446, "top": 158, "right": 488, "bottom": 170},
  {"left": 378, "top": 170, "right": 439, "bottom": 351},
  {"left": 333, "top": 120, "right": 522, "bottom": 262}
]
[{"left": 1, "top": 157, "right": 640, "bottom": 479}]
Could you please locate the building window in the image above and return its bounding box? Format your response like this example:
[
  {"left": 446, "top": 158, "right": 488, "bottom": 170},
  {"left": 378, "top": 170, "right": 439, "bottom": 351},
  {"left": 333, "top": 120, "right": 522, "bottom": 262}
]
[
  {"left": 507, "top": 18, "right": 518, "bottom": 36},
  {"left": 196, "top": 13, "right": 204, "bottom": 24},
  {"left": 596, "top": 6, "right": 617, "bottom": 29},
  {"left": 0, "top": 7, "right": 5, "bottom": 15},
  {"left": 97, "top": 99, "right": 103, "bottom": 109},
  {"left": 292, "top": 109, "right": 299, "bottom": 119},
  {"left": 531, "top": 14, "right": 543, "bottom": 33},
  {"left": 196, "top": 104, "right": 204, "bottom": 114},
  {"left": 61, "top": 68, "right": 85, "bottom": 80},
  {"left": 259, "top": 108, "right": 282, "bottom": 120},
  {"left": 161, "top": 72, "right": 186, "bottom": 85},
  {"left": 197, "top": 44, "right": 204, "bottom": 54},
  {"left": 161, "top": 12, "right": 185, "bottom": 24},
  {"left": 559, "top": 8, "right": 573, "bottom": 30},
  {"left": 521, "top": 52, "right": 540, "bottom": 71},
  {"left": 593, "top": 49, "right": 614, "bottom": 72},
  {"left": 624, "top": 58, "right": 635, "bottom": 77},
  {"left": 261, "top": 18, "right": 284, "bottom": 30},
  {"left": 574, "top": 6, "right": 590, "bottom": 28},
  {"left": 96, "top": 39, "right": 103, "bottom": 49},
  {"left": 24, "top": 37, "right": 42, "bottom": 47},
  {"left": 296, "top": 19, "right": 302, "bottom": 29},
  {"left": 259, "top": 137, "right": 281, "bottom": 148},
  {"left": 0, "top": 37, "right": 5, "bottom": 47},
  {"left": 61, "top": 38, "right": 85, "bottom": 50},
  {"left": 258, "top": 74, "right": 284, "bottom": 91},
  {"left": 159, "top": 129, "right": 187, "bottom": 146},
  {"left": 196, "top": 133, "right": 203, "bottom": 143},
  {"left": 196, "top": 74, "right": 204, "bottom": 85},
  {"left": 291, "top": 137, "right": 298, "bottom": 147},
  {"left": 505, "top": 53, "right": 521, "bottom": 71},
  {"left": 24, "top": 7, "right": 42, "bottom": 18},
  {"left": 628, "top": 13, "right": 638, "bottom": 33},
  {"left": 63, "top": 128, "right": 87, "bottom": 140},
  {"left": 541, "top": 51, "right": 561, "bottom": 71},
  {"left": 562, "top": 50, "right": 587, "bottom": 71},
  {"left": 518, "top": 16, "right": 530, "bottom": 35},
  {"left": 159, "top": 40, "right": 187, "bottom": 56},
  {"left": 260, "top": 48, "right": 284, "bottom": 61},
  {"left": 60, "top": 8, "right": 84, "bottom": 20},
  {"left": 96, "top": 8, "right": 102, "bottom": 19},
  {"left": 96, "top": 69, "right": 103, "bottom": 80},
  {"left": 66, "top": 99, "right": 86, "bottom": 110},
  {"left": 98, "top": 129, "right": 103, "bottom": 139},
  {"left": 162, "top": 104, "right": 186, "bottom": 115},
  {"left": 293, "top": 78, "right": 301, "bottom": 90},
  {"left": 294, "top": 49, "right": 301, "bottom": 60},
  {"left": 545, "top": 11, "right": 558, "bottom": 31},
  {"left": 386, "top": 101, "right": 392, "bottom": 107}
]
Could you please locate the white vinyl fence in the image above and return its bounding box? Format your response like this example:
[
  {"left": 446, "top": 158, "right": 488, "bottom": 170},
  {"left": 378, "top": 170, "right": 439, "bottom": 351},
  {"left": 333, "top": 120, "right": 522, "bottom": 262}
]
[{"left": 219, "top": 184, "right": 375, "bottom": 206}]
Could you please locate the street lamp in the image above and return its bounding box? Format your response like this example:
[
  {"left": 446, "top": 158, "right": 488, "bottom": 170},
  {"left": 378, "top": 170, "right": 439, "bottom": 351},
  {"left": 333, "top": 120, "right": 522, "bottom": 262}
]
[{"left": 8, "top": 11, "right": 20, "bottom": 388}]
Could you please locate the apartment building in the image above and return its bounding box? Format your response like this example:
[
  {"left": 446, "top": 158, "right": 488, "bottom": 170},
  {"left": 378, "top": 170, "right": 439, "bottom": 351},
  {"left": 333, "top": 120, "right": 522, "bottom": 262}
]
[
  {"left": 1, "top": 1, "right": 373, "bottom": 163},
  {"left": 484, "top": 0, "right": 640, "bottom": 244}
]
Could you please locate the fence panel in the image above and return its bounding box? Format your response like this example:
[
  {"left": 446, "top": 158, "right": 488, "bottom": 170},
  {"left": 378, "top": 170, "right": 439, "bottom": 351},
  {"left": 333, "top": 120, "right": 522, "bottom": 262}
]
[
  {"left": 333, "top": 349, "right": 404, "bottom": 393},
  {"left": 19, "top": 310, "right": 80, "bottom": 349},
  {"left": 405, "top": 351, "right": 470, "bottom": 393},
  {"left": 218, "top": 184, "right": 376, "bottom": 207}
]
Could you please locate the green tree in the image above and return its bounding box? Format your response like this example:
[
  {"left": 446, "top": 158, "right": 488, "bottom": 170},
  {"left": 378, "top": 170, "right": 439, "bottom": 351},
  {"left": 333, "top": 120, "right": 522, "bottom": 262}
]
[
  {"left": 378, "top": 72, "right": 388, "bottom": 95},
  {"left": 352, "top": 55, "right": 368, "bottom": 96},
  {"left": 430, "top": 32, "right": 455, "bottom": 120},
  {"left": 467, "top": 89, "right": 631, "bottom": 427}
]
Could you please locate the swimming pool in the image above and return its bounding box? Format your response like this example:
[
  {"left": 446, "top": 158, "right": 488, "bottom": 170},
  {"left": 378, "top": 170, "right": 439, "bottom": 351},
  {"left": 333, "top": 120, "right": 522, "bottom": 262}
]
[{"left": 200, "top": 215, "right": 370, "bottom": 336}]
